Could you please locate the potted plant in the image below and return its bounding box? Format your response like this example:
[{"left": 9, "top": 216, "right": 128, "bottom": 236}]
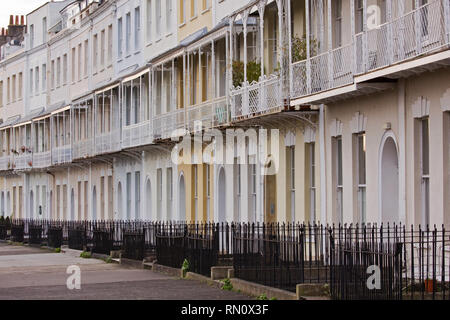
[
  {"left": 20, "top": 146, "right": 26, "bottom": 153},
  {"left": 232, "top": 60, "right": 262, "bottom": 88},
  {"left": 28, "top": 160, "right": 33, "bottom": 167}
]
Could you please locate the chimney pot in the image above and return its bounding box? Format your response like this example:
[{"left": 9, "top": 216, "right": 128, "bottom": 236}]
[
  {"left": 9, "top": 15, "right": 13, "bottom": 25},
  {"left": 15, "top": 16, "right": 19, "bottom": 26},
  {"left": 21, "top": 16, "right": 25, "bottom": 25}
]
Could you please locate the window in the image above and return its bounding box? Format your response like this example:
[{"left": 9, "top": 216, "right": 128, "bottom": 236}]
[
  {"left": 126, "top": 13, "right": 131, "bottom": 54},
  {"left": 191, "top": 0, "right": 198, "bottom": 18},
  {"left": 146, "top": 0, "right": 152, "bottom": 43},
  {"left": 126, "top": 172, "right": 132, "bottom": 220},
  {"left": 356, "top": 0, "right": 363, "bottom": 33},
  {"left": 18, "top": 73, "right": 22, "bottom": 100},
  {"left": 30, "top": 24, "right": 34, "bottom": 48},
  {"left": 167, "top": 168, "right": 173, "bottom": 219},
  {"left": 194, "top": 165, "right": 198, "bottom": 221},
  {"left": 35, "top": 67, "right": 39, "bottom": 94},
  {"left": 334, "top": 136, "right": 344, "bottom": 223},
  {"left": 202, "top": 0, "right": 210, "bottom": 11},
  {"left": 107, "top": 25, "right": 113, "bottom": 64},
  {"left": 234, "top": 158, "right": 241, "bottom": 222},
  {"left": 12, "top": 75, "right": 16, "bottom": 102},
  {"left": 166, "top": 0, "right": 172, "bottom": 33},
  {"left": 308, "top": 143, "right": 316, "bottom": 222},
  {"left": 0, "top": 81, "right": 3, "bottom": 107},
  {"left": 157, "top": 169, "right": 162, "bottom": 219},
  {"left": 42, "top": 17, "right": 47, "bottom": 43},
  {"left": 135, "top": 7, "right": 140, "bottom": 50},
  {"left": 101, "top": 30, "right": 106, "bottom": 67},
  {"left": 205, "top": 165, "right": 210, "bottom": 221},
  {"left": 42, "top": 64, "right": 47, "bottom": 91},
  {"left": 334, "top": 0, "right": 343, "bottom": 47},
  {"left": 28, "top": 70, "right": 33, "bottom": 97},
  {"left": 118, "top": 18, "right": 123, "bottom": 58},
  {"left": 355, "top": 134, "right": 366, "bottom": 223},
  {"left": 63, "top": 55, "right": 67, "bottom": 85},
  {"left": 135, "top": 171, "right": 141, "bottom": 219},
  {"left": 84, "top": 40, "right": 89, "bottom": 76},
  {"left": 6, "top": 78, "right": 10, "bottom": 104},
  {"left": 420, "top": 118, "right": 430, "bottom": 226},
  {"left": 78, "top": 44, "right": 82, "bottom": 80},
  {"left": 56, "top": 58, "right": 61, "bottom": 87},
  {"left": 156, "top": 0, "right": 161, "bottom": 37},
  {"left": 100, "top": 177, "right": 105, "bottom": 219},
  {"left": 71, "top": 48, "right": 75, "bottom": 83},
  {"left": 249, "top": 162, "right": 257, "bottom": 222},
  {"left": 287, "top": 146, "right": 296, "bottom": 222},
  {"left": 93, "top": 35, "right": 98, "bottom": 72},
  {"left": 180, "top": 0, "right": 186, "bottom": 24}
]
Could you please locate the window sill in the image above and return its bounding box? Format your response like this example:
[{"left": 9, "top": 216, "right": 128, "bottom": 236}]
[
  {"left": 179, "top": 22, "right": 186, "bottom": 28},
  {"left": 125, "top": 54, "right": 132, "bottom": 59},
  {"left": 146, "top": 42, "right": 153, "bottom": 48},
  {"left": 190, "top": 16, "right": 198, "bottom": 22},
  {"left": 166, "top": 32, "right": 173, "bottom": 38},
  {"left": 201, "top": 8, "right": 210, "bottom": 15},
  {"left": 134, "top": 50, "right": 141, "bottom": 55}
]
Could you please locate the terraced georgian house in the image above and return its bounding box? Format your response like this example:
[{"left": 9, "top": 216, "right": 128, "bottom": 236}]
[{"left": 0, "top": 0, "right": 449, "bottom": 227}]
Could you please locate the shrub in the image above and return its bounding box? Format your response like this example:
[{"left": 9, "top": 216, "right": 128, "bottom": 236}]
[
  {"left": 80, "top": 251, "right": 91, "bottom": 259},
  {"left": 54, "top": 248, "right": 61, "bottom": 253},
  {"left": 232, "top": 60, "right": 262, "bottom": 88},
  {"left": 256, "top": 293, "right": 268, "bottom": 300},
  {"left": 291, "top": 35, "right": 318, "bottom": 62},
  {"left": 182, "top": 259, "right": 190, "bottom": 277},
  {"left": 221, "top": 278, "right": 233, "bottom": 291}
]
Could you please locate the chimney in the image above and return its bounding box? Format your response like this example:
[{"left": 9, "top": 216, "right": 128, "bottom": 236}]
[
  {"left": 21, "top": 16, "right": 25, "bottom": 26},
  {"left": 9, "top": 15, "right": 14, "bottom": 26},
  {"left": 15, "top": 16, "right": 19, "bottom": 26}
]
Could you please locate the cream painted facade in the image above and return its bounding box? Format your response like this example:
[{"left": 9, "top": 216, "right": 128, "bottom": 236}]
[{"left": 0, "top": 0, "right": 448, "bottom": 228}]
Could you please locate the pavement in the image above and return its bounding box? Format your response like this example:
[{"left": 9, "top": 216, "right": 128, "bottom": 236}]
[{"left": 0, "top": 242, "right": 251, "bottom": 300}]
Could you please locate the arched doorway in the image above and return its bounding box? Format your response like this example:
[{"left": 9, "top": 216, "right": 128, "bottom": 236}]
[
  {"left": 178, "top": 174, "right": 186, "bottom": 221},
  {"left": 145, "top": 178, "right": 152, "bottom": 220},
  {"left": 218, "top": 167, "right": 226, "bottom": 223},
  {"left": 70, "top": 189, "right": 75, "bottom": 221},
  {"left": 29, "top": 191, "right": 34, "bottom": 219},
  {"left": 380, "top": 136, "right": 399, "bottom": 224},
  {"left": 117, "top": 182, "right": 123, "bottom": 220},
  {"left": 92, "top": 186, "right": 97, "bottom": 221}
]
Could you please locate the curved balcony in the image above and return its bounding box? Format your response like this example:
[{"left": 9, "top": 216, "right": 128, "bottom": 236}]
[
  {"left": 186, "top": 96, "right": 228, "bottom": 132},
  {"left": 33, "top": 151, "right": 51, "bottom": 169},
  {"left": 73, "top": 138, "right": 93, "bottom": 160},
  {"left": 121, "top": 122, "right": 152, "bottom": 150},
  {"left": 52, "top": 145, "right": 72, "bottom": 165},
  {"left": 153, "top": 109, "right": 186, "bottom": 141}
]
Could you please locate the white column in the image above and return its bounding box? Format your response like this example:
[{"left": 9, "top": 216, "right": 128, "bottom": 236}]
[
  {"left": 387, "top": 0, "right": 393, "bottom": 64},
  {"left": 363, "top": 0, "right": 368, "bottom": 72},
  {"left": 288, "top": 0, "right": 293, "bottom": 96},
  {"left": 398, "top": 79, "right": 406, "bottom": 224},
  {"left": 351, "top": 0, "right": 357, "bottom": 73},
  {"left": 445, "top": 0, "right": 450, "bottom": 42},
  {"left": 414, "top": 0, "right": 421, "bottom": 55},
  {"left": 211, "top": 40, "right": 216, "bottom": 99},
  {"left": 243, "top": 12, "right": 248, "bottom": 84},
  {"left": 306, "top": 0, "right": 311, "bottom": 94},
  {"left": 319, "top": 104, "right": 327, "bottom": 224},
  {"left": 257, "top": 6, "right": 265, "bottom": 78},
  {"left": 327, "top": 0, "right": 333, "bottom": 88}
]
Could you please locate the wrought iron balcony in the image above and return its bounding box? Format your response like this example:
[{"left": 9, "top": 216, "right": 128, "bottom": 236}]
[
  {"left": 186, "top": 96, "right": 228, "bottom": 132},
  {"left": 230, "top": 75, "right": 283, "bottom": 121},
  {"left": 0, "top": 155, "right": 11, "bottom": 171},
  {"left": 72, "top": 138, "right": 93, "bottom": 160},
  {"left": 52, "top": 144, "right": 72, "bottom": 165},
  {"left": 13, "top": 152, "right": 33, "bottom": 170},
  {"left": 153, "top": 109, "right": 186, "bottom": 141},
  {"left": 32, "top": 151, "right": 51, "bottom": 169},
  {"left": 121, "top": 122, "right": 152, "bottom": 150}
]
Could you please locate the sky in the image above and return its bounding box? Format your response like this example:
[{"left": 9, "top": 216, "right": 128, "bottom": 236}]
[{"left": 0, "top": 0, "right": 49, "bottom": 29}]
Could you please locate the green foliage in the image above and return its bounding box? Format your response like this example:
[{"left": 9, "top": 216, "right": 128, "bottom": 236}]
[
  {"left": 256, "top": 293, "right": 268, "bottom": 300},
  {"left": 182, "top": 259, "right": 190, "bottom": 277},
  {"left": 221, "top": 278, "right": 233, "bottom": 291},
  {"left": 291, "top": 35, "right": 318, "bottom": 62},
  {"left": 104, "top": 256, "right": 113, "bottom": 264},
  {"left": 80, "top": 251, "right": 92, "bottom": 259},
  {"left": 54, "top": 247, "right": 61, "bottom": 253},
  {"left": 232, "top": 60, "right": 262, "bottom": 88}
]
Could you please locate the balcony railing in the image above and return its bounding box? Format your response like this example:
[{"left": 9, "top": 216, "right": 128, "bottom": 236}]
[
  {"left": 121, "top": 121, "right": 152, "bottom": 150},
  {"left": 33, "top": 151, "right": 51, "bottom": 169},
  {"left": 95, "top": 129, "right": 121, "bottom": 154},
  {"left": 291, "top": 43, "right": 354, "bottom": 99},
  {"left": 52, "top": 145, "right": 72, "bottom": 165},
  {"left": 230, "top": 74, "right": 283, "bottom": 121},
  {"left": 13, "top": 153, "right": 33, "bottom": 170},
  {"left": 153, "top": 109, "right": 186, "bottom": 140},
  {"left": 186, "top": 96, "right": 228, "bottom": 132},
  {"left": 356, "top": 0, "right": 449, "bottom": 75},
  {"left": 73, "top": 138, "right": 93, "bottom": 160}
]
